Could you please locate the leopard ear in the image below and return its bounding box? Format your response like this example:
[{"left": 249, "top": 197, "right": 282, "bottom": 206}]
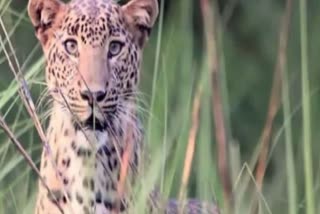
[
  {"left": 28, "top": 0, "right": 65, "bottom": 46},
  {"left": 122, "top": 0, "right": 159, "bottom": 47}
]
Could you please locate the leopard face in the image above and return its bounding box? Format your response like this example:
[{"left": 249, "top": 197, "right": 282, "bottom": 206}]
[{"left": 28, "top": 0, "right": 158, "bottom": 130}]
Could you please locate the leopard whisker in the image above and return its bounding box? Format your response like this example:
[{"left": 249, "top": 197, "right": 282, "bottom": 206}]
[
  {"left": 69, "top": 102, "right": 87, "bottom": 110},
  {"left": 36, "top": 89, "right": 50, "bottom": 110},
  {"left": 118, "top": 102, "right": 154, "bottom": 121},
  {"left": 102, "top": 106, "right": 117, "bottom": 110},
  {"left": 70, "top": 109, "right": 86, "bottom": 114},
  {"left": 115, "top": 107, "right": 141, "bottom": 139},
  {"left": 120, "top": 96, "right": 149, "bottom": 112}
]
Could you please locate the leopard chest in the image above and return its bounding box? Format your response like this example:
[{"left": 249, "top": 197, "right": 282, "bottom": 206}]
[{"left": 41, "top": 125, "right": 127, "bottom": 213}]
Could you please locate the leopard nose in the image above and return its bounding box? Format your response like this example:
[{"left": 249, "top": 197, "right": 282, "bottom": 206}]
[{"left": 80, "top": 90, "right": 107, "bottom": 104}]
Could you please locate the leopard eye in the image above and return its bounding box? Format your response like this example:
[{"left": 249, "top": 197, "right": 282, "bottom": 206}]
[
  {"left": 64, "top": 39, "right": 78, "bottom": 55},
  {"left": 108, "top": 41, "right": 124, "bottom": 58}
]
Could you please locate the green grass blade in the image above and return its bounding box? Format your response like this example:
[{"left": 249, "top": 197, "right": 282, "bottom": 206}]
[
  {"left": 146, "top": 0, "right": 164, "bottom": 145},
  {"left": 299, "top": 0, "right": 314, "bottom": 213},
  {"left": 282, "top": 59, "right": 297, "bottom": 214}
]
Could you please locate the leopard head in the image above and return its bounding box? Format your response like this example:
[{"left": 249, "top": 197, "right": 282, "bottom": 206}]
[{"left": 28, "top": 0, "right": 158, "bottom": 131}]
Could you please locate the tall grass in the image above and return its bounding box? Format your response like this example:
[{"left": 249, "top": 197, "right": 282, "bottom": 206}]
[
  {"left": 299, "top": 0, "right": 314, "bottom": 213},
  {"left": 1, "top": 0, "right": 320, "bottom": 214}
]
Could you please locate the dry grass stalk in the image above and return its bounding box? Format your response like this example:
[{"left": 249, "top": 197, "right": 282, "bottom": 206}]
[
  {"left": 115, "top": 111, "right": 135, "bottom": 213},
  {"left": 253, "top": 0, "right": 292, "bottom": 211},
  {"left": 200, "top": 0, "right": 233, "bottom": 211},
  {"left": 179, "top": 86, "right": 203, "bottom": 200},
  {"left": 254, "top": 0, "right": 293, "bottom": 193},
  {"left": 0, "top": 114, "right": 64, "bottom": 213},
  {"left": 0, "top": 19, "right": 47, "bottom": 143}
]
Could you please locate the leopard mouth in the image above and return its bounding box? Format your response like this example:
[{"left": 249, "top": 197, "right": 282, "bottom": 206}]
[
  {"left": 83, "top": 114, "right": 107, "bottom": 131},
  {"left": 72, "top": 102, "right": 119, "bottom": 132},
  {"left": 73, "top": 113, "right": 107, "bottom": 131}
]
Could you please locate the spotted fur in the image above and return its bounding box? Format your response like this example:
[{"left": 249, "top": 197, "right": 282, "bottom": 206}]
[{"left": 28, "top": 0, "right": 157, "bottom": 213}]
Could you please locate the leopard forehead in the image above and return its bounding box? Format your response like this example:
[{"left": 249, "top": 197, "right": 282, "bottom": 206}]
[{"left": 60, "top": 1, "right": 129, "bottom": 46}]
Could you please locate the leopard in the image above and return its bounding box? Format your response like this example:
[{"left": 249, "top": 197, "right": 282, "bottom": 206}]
[{"left": 27, "top": 0, "right": 220, "bottom": 213}]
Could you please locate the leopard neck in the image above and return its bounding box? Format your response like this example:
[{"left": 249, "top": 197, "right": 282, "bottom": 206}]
[{"left": 43, "top": 104, "right": 126, "bottom": 213}]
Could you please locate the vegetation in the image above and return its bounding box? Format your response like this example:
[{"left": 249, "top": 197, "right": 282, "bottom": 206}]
[{"left": 1, "top": 0, "right": 320, "bottom": 213}]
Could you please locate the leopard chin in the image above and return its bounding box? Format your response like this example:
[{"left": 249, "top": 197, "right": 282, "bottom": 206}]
[{"left": 72, "top": 113, "right": 108, "bottom": 131}]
